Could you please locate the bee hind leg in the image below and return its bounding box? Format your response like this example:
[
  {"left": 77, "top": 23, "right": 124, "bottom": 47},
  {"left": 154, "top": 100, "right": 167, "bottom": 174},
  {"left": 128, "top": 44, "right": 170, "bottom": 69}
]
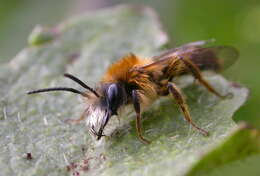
[
  {"left": 132, "top": 90, "right": 151, "bottom": 144},
  {"left": 179, "top": 56, "right": 230, "bottom": 99},
  {"left": 167, "top": 82, "right": 209, "bottom": 136}
]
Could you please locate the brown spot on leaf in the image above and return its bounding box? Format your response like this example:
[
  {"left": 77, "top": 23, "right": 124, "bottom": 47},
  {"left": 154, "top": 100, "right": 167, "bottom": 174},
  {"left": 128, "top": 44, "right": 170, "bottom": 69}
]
[
  {"left": 66, "top": 162, "right": 77, "bottom": 172},
  {"left": 231, "top": 82, "right": 242, "bottom": 88},
  {"left": 67, "top": 52, "right": 81, "bottom": 64},
  {"left": 25, "top": 153, "right": 33, "bottom": 160}
]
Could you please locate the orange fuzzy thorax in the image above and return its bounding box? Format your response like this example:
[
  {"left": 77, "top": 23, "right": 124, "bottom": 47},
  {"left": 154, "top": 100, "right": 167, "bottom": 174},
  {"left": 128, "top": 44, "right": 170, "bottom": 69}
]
[
  {"left": 101, "top": 54, "right": 158, "bottom": 106},
  {"left": 102, "top": 53, "right": 152, "bottom": 83}
]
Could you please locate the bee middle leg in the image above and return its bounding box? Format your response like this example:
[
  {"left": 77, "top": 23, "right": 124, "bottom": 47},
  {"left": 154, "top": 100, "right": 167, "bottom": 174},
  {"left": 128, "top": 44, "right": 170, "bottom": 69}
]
[
  {"left": 132, "top": 90, "right": 151, "bottom": 144},
  {"left": 167, "top": 82, "right": 209, "bottom": 136},
  {"left": 179, "top": 56, "right": 228, "bottom": 98}
]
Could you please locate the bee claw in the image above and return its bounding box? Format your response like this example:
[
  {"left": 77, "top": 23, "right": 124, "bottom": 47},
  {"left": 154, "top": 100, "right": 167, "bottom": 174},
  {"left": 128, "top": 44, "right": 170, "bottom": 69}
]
[
  {"left": 139, "top": 137, "right": 151, "bottom": 144},
  {"left": 223, "top": 92, "right": 234, "bottom": 99},
  {"left": 201, "top": 129, "right": 210, "bottom": 136}
]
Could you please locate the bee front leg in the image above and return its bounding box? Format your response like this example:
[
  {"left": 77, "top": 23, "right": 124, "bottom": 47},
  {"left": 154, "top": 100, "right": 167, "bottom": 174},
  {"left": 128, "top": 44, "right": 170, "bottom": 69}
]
[
  {"left": 132, "top": 90, "right": 151, "bottom": 144},
  {"left": 167, "top": 82, "right": 209, "bottom": 136},
  {"left": 65, "top": 109, "right": 87, "bottom": 124},
  {"left": 179, "top": 56, "right": 229, "bottom": 99}
]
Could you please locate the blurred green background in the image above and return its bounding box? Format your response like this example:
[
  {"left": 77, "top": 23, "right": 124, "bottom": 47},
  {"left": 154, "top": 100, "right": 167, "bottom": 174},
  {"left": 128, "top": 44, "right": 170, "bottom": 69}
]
[{"left": 0, "top": 0, "right": 259, "bottom": 128}]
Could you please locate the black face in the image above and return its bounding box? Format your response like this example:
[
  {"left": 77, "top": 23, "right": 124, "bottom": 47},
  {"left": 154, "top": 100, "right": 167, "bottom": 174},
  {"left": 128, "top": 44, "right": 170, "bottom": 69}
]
[{"left": 97, "top": 83, "right": 127, "bottom": 140}]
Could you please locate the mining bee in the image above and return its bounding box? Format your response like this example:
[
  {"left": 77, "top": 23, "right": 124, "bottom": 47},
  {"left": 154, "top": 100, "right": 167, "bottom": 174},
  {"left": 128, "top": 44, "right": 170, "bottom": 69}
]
[{"left": 27, "top": 40, "right": 238, "bottom": 144}]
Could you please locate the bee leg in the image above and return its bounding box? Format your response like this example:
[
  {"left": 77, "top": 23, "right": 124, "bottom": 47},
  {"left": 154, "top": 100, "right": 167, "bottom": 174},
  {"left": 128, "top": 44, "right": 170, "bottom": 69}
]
[
  {"left": 116, "top": 116, "right": 121, "bottom": 125},
  {"left": 65, "top": 110, "right": 87, "bottom": 124},
  {"left": 167, "top": 82, "right": 209, "bottom": 136},
  {"left": 132, "top": 90, "right": 151, "bottom": 144},
  {"left": 179, "top": 56, "right": 228, "bottom": 99}
]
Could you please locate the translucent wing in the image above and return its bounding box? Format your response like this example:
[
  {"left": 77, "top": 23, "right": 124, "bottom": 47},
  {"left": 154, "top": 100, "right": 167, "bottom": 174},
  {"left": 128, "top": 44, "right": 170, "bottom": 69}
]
[
  {"left": 147, "top": 41, "right": 238, "bottom": 72},
  {"left": 180, "top": 46, "right": 239, "bottom": 71},
  {"left": 152, "top": 39, "right": 216, "bottom": 60}
]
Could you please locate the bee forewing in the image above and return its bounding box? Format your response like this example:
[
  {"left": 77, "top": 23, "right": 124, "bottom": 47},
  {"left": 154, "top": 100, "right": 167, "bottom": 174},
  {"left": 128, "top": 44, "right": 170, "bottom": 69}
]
[
  {"left": 152, "top": 39, "right": 215, "bottom": 60},
  {"left": 182, "top": 46, "right": 239, "bottom": 71},
  {"left": 152, "top": 44, "right": 238, "bottom": 71},
  {"left": 210, "top": 46, "right": 239, "bottom": 70}
]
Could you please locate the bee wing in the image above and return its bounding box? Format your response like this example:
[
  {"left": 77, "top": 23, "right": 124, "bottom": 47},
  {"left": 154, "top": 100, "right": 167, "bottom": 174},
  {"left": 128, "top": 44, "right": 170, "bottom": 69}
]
[
  {"left": 182, "top": 46, "right": 239, "bottom": 71},
  {"left": 152, "top": 39, "right": 215, "bottom": 60},
  {"left": 145, "top": 44, "right": 238, "bottom": 72}
]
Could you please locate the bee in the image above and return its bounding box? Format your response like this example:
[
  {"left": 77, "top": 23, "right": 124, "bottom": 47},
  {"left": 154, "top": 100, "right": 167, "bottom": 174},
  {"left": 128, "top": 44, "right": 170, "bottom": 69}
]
[{"left": 27, "top": 40, "right": 238, "bottom": 144}]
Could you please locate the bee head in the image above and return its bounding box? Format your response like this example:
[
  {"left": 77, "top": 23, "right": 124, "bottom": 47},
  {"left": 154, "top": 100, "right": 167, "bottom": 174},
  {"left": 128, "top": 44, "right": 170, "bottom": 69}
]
[
  {"left": 27, "top": 73, "right": 127, "bottom": 141},
  {"left": 95, "top": 83, "right": 127, "bottom": 140}
]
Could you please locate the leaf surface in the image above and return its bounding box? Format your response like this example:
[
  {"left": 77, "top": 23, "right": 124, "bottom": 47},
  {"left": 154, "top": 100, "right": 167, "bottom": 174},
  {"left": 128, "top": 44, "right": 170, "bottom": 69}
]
[{"left": 0, "top": 5, "right": 253, "bottom": 176}]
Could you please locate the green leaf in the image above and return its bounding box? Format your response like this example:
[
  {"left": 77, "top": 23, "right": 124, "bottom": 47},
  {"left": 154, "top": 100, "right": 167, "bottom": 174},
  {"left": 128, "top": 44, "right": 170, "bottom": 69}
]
[
  {"left": 186, "top": 123, "right": 260, "bottom": 176},
  {"left": 0, "top": 5, "right": 253, "bottom": 176}
]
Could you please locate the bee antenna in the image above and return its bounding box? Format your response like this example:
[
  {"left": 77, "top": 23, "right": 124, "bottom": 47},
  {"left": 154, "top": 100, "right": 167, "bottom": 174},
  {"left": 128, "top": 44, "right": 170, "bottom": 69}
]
[
  {"left": 64, "top": 73, "right": 100, "bottom": 97},
  {"left": 27, "top": 87, "right": 87, "bottom": 97}
]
